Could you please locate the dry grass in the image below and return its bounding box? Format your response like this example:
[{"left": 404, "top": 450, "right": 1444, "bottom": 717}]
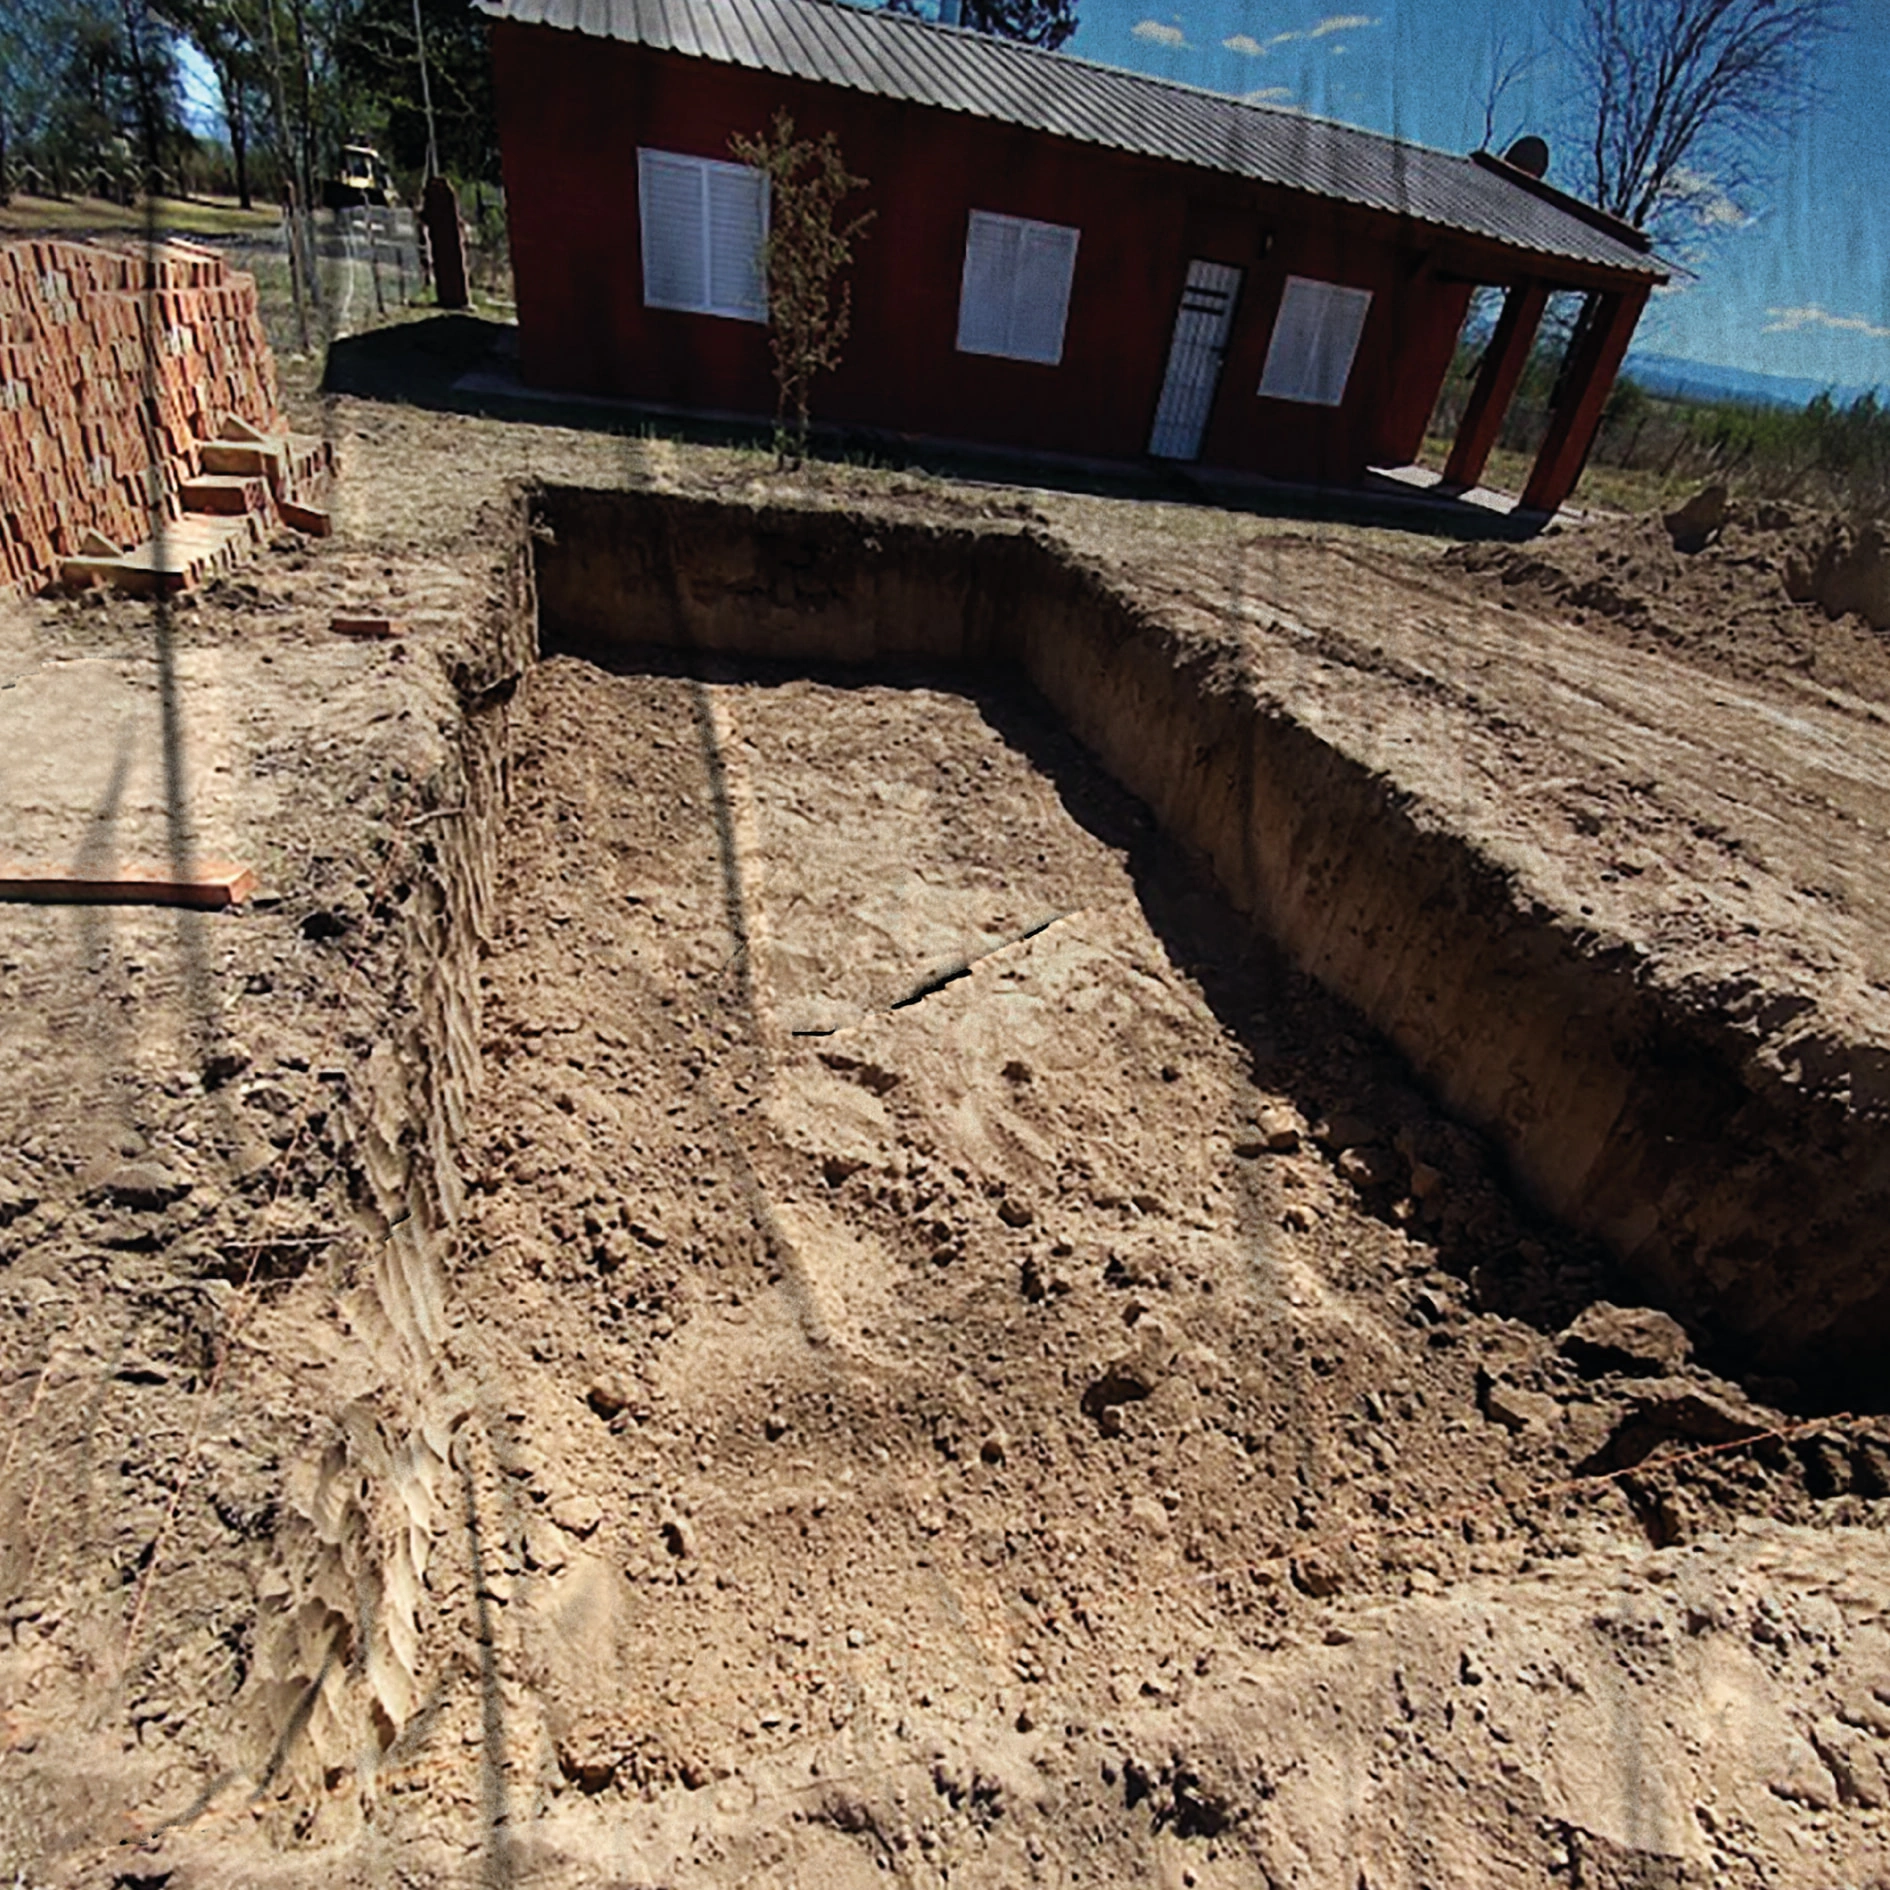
[
  {"left": 1415, "top": 436, "right": 1702, "bottom": 519},
  {"left": 0, "top": 192, "right": 282, "bottom": 240}
]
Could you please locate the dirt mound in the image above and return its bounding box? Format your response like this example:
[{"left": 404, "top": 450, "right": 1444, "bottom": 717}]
[{"left": 1445, "top": 492, "right": 1890, "bottom": 703}]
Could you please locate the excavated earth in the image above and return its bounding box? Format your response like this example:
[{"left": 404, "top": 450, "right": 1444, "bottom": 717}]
[{"left": 3, "top": 383, "right": 1890, "bottom": 1889}]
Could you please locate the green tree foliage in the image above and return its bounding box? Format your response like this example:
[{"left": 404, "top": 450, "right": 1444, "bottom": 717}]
[
  {"left": 728, "top": 109, "right": 874, "bottom": 469},
  {"left": 155, "top": 0, "right": 271, "bottom": 202},
  {"left": 0, "top": 0, "right": 68, "bottom": 197},
  {"left": 334, "top": 0, "right": 499, "bottom": 183},
  {"left": 0, "top": 0, "right": 193, "bottom": 197},
  {"left": 955, "top": 0, "right": 1077, "bottom": 47}
]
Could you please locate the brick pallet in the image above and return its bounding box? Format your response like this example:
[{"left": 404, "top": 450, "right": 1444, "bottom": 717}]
[{"left": 0, "top": 236, "right": 334, "bottom": 596}]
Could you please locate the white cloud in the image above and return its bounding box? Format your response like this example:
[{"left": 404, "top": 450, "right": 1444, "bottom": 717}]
[
  {"left": 1267, "top": 29, "right": 1301, "bottom": 44},
  {"left": 1308, "top": 13, "right": 1377, "bottom": 36},
  {"left": 1244, "top": 85, "right": 1294, "bottom": 102},
  {"left": 1329, "top": 42, "right": 1348, "bottom": 53},
  {"left": 1132, "top": 18, "right": 1188, "bottom": 46},
  {"left": 1223, "top": 32, "right": 1266, "bottom": 54},
  {"left": 1763, "top": 304, "right": 1890, "bottom": 341},
  {"left": 1664, "top": 166, "right": 1750, "bottom": 231}
]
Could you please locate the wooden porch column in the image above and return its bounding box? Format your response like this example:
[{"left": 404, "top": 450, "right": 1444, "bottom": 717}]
[
  {"left": 1441, "top": 278, "right": 1548, "bottom": 491},
  {"left": 1519, "top": 283, "right": 1650, "bottom": 515}
]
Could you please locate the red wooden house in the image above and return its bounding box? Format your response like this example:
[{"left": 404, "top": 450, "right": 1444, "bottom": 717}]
[{"left": 479, "top": 0, "right": 1666, "bottom": 513}]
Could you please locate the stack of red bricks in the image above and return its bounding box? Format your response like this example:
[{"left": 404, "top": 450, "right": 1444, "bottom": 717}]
[{"left": 0, "top": 236, "right": 294, "bottom": 595}]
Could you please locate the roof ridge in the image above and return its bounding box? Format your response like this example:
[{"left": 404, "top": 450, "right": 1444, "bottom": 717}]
[{"left": 798, "top": 0, "right": 1476, "bottom": 164}]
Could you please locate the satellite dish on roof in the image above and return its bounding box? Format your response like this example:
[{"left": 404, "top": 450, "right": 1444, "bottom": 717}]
[{"left": 1504, "top": 135, "right": 1550, "bottom": 179}]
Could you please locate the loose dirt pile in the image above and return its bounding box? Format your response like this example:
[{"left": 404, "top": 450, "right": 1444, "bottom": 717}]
[{"left": 1445, "top": 492, "right": 1890, "bottom": 703}]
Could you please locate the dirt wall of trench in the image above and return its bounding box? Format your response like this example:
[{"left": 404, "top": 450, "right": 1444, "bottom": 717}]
[
  {"left": 246, "top": 503, "right": 540, "bottom": 1804},
  {"left": 531, "top": 482, "right": 1890, "bottom": 1389}
]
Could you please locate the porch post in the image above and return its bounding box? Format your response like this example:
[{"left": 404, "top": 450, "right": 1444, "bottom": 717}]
[
  {"left": 1519, "top": 283, "right": 1650, "bottom": 515},
  {"left": 1441, "top": 277, "right": 1549, "bottom": 491}
]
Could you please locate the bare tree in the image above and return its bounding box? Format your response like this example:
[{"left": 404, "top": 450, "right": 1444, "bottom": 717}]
[
  {"left": 1566, "top": 0, "right": 1842, "bottom": 242},
  {"left": 728, "top": 109, "right": 873, "bottom": 470},
  {"left": 1478, "top": 30, "right": 1545, "bottom": 152}
]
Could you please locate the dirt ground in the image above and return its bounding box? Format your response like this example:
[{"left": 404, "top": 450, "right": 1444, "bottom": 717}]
[{"left": 3, "top": 349, "right": 1890, "bottom": 1887}]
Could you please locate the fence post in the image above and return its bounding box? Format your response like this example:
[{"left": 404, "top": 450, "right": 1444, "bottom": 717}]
[
  {"left": 282, "top": 180, "right": 310, "bottom": 354},
  {"left": 369, "top": 211, "right": 386, "bottom": 318}
]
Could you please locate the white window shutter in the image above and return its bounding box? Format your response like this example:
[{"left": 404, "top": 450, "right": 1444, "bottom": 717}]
[
  {"left": 637, "top": 147, "right": 767, "bottom": 323},
  {"left": 957, "top": 210, "right": 1081, "bottom": 365},
  {"left": 1010, "top": 221, "right": 1079, "bottom": 365},
  {"left": 1258, "top": 277, "right": 1373, "bottom": 405},
  {"left": 639, "top": 150, "right": 708, "bottom": 312},
  {"left": 957, "top": 211, "right": 1017, "bottom": 356},
  {"left": 707, "top": 164, "right": 768, "bottom": 321}
]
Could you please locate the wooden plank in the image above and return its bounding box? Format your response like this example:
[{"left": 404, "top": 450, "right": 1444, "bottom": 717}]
[{"left": 0, "top": 861, "right": 258, "bottom": 908}]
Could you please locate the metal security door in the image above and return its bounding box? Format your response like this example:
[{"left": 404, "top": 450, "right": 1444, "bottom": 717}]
[{"left": 1148, "top": 260, "right": 1243, "bottom": 460}]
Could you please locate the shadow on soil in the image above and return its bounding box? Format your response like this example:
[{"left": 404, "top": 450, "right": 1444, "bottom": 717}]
[{"left": 321, "top": 313, "right": 1544, "bottom": 544}]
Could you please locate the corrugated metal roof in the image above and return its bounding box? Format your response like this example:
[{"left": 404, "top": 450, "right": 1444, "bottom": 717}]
[{"left": 478, "top": 0, "right": 1660, "bottom": 276}]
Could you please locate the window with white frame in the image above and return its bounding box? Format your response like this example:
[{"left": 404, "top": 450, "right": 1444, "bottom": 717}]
[
  {"left": 638, "top": 148, "right": 768, "bottom": 322},
  {"left": 1257, "top": 276, "right": 1373, "bottom": 405},
  {"left": 956, "top": 210, "right": 1080, "bottom": 366}
]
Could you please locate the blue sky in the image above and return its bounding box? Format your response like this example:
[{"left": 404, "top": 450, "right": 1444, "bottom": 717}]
[{"left": 1065, "top": 0, "right": 1890, "bottom": 395}]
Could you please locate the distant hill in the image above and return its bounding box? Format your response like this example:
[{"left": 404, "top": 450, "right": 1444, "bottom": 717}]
[{"left": 1623, "top": 351, "right": 1886, "bottom": 411}]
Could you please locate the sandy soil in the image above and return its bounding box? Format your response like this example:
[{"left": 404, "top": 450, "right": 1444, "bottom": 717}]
[{"left": 2, "top": 360, "right": 1889, "bottom": 1887}]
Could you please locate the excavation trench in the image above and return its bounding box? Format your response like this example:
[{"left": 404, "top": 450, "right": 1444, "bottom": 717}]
[{"left": 521, "top": 483, "right": 1890, "bottom": 1385}]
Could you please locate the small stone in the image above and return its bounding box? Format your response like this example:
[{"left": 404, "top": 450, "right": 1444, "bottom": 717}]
[
  {"left": 1292, "top": 1554, "right": 1343, "bottom": 1598},
  {"left": 550, "top": 1490, "right": 603, "bottom": 1537},
  {"left": 1408, "top": 1161, "right": 1444, "bottom": 1200},
  {"left": 1081, "top": 1362, "right": 1156, "bottom": 1431},
  {"left": 1337, "top": 1145, "right": 1399, "bottom": 1189},
  {"left": 998, "top": 1196, "right": 1034, "bottom": 1228},
  {"left": 1315, "top": 1114, "right": 1377, "bottom": 1153},
  {"left": 980, "top": 1429, "right": 1008, "bottom": 1465},
  {"left": 1128, "top": 1494, "right": 1169, "bottom": 1535},
  {"left": 0, "top": 1177, "right": 39, "bottom": 1226},
  {"left": 1483, "top": 1379, "right": 1559, "bottom": 1434},
  {"left": 1663, "top": 483, "right": 1728, "bottom": 553},
  {"left": 1243, "top": 1106, "right": 1302, "bottom": 1156},
  {"left": 1281, "top": 1203, "right": 1315, "bottom": 1233},
  {"left": 587, "top": 1378, "right": 632, "bottom": 1418},
  {"left": 1559, "top": 1302, "right": 1692, "bottom": 1377},
  {"left": 201, "top": 1047, "right": 252, "bottom": 1089},
  {"left": 1769, "top": 1736, "right": 1839, "bottom": 1810},
  {"left": 523, "top": 1520, "right": 568, "bottom": 1574},
  {"left": 94, "top": 1162, "right": 190, "bottom": 1211},
  {"left": 1622, "top": 1379, "right": 1768, "bottom": 1443},
  {"left": 557, "top": 1719, "right": 626, "bottom": 1793}
]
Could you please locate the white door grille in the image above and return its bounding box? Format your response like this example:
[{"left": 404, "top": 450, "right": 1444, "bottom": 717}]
[{"left": 1148, "top": 260, "right": 1242, "bottom": 460}]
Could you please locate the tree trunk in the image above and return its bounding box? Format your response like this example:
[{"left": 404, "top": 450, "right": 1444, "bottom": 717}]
[{"left": 221, "top": 66, "right": 251, "bottom": 208}]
